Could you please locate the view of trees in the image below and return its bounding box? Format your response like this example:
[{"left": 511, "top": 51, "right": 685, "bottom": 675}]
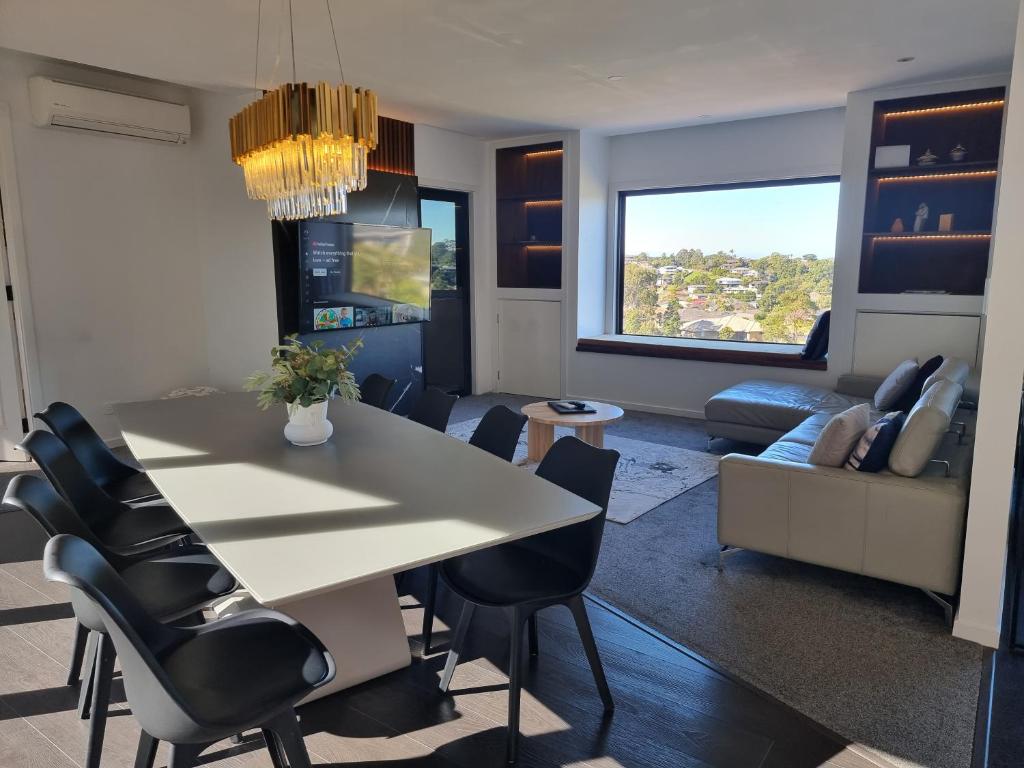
[
  {"left": 430, "top": 239, "right": 457, "bottom": 290},
  {"left": 622, "top": 248, "right": 832, "bottom": 344}
]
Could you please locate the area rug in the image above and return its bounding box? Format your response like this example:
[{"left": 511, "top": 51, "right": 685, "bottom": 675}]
[
  {"left": 589, "top": 475, "right": 983, "bottom": 768},
  {"left": 446, "top": 418, "right": 719, "bottom": 524}
]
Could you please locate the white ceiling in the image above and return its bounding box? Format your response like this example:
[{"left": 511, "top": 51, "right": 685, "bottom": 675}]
[{"left": 0, "top": 0, "right": 1018, "bottom": 137}]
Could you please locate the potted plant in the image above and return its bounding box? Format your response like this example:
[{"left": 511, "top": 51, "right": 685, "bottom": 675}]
[{"left": 244, "top": 334, "right": 362, "bottom": 446}]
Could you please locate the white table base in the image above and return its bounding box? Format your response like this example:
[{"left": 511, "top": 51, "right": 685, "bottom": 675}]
[{"left": 213, "top": 576, "right": 412, "bottom": 703}]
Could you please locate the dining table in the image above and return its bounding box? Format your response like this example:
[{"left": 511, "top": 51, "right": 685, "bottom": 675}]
[{"left": 114, "top": 392, "right": 600, "bottom": 700}]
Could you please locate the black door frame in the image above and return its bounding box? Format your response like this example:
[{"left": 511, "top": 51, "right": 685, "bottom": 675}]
[{"left": 419, "top": 186, "right": 473, "bottom": 395}]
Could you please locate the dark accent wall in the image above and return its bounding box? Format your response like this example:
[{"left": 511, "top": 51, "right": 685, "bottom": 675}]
[
  {"left": 368, "top": 117, "right": 416, "bottom": 176},
  {"left": 272, "top": 169, "right": 424, "bottom": 414}
]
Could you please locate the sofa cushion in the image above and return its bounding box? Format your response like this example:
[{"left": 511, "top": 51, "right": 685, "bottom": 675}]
[
  {"left": 874, "top": 359, "right": 918, "bottom": 410},
  {"left": 894, "top": 355, "right": 943, "bottom": 413},
  {"left": 777, "top": 411, "right": 834, "bottom": 446},
  {"left": 845, "top": 411, "right": 905, "bottom": 472},
  {"left": 922, "top": 357, "right": 970, "bottom": 394},
  {"left": 889, "top": 379, "right": 963, "bottom": 477},
  {"left": 808, "top": 403, "right": 873, "bottom": 467},
  {"left": 704, "top": 380, "right": 867, "bottom": 434},
  {"left": 759, "top": 440, "right": 814, "bottom": 464}
]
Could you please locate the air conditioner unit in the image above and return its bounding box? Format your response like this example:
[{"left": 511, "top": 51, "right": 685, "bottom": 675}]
[{"left": 28, "top": 76, "right": 190, "bottom": 144}]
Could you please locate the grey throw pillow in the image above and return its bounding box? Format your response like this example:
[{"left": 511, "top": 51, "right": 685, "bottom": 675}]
[
  {"left": 808, "top": 403, "right": 873, "bottom": 467},
  {"left": 874, "top": 359, "right": 919, "bottom": 410}
]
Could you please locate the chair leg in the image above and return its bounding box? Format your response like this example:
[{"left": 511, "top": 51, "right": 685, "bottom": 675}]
[
  {"left": 134, "top": 732, "right": 158, "bottom": 768},
  {"left": 567, "top": 596, "right": 613, "bottom": 713},
  {"left": 67, "top": 621, "right": 89, "bottom": 687},
  {"left": 266, "top": 711, "right": 311, "bottom": 768},
  {"left": 439, "top": 601, "right": 475, "bottom": 693},
  {"left": 262, "top": 728, "right": 286, "bottom": 768},
  {"left": 78, "top": 630, "right": 98, "bottom": 719},
  {"left": 528, "top": 614, "right": 539, "bottom": 658},
  {"left": 506, "top": 606, "right": 528, "bottom": 766},
  {"left": 86, "top": 633, "right": 117, "bottom": 768},
  {"left": 421, "top": 564, "right": 439, "bottom": 656},
  {"left": 167, "top": 742, "right": 205, "bottom": 768}
]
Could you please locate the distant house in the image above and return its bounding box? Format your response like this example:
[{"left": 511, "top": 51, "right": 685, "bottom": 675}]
[
  {"left": 686, "top": 284, "right": 708, "bottom": 295},
  {"left": 716, "top": 277, "right": 743, "bottom": 287},
  {"left": 681, "top": 314, "right": 763, "bottom": 342}
]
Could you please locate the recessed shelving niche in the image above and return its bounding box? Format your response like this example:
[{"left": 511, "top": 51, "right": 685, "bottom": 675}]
[
  {"left": 496, "top": 142, "right": 563, "bottom": 289},
  {"left": 859, "top": 87, "right": 1005, "bottom": 295}
]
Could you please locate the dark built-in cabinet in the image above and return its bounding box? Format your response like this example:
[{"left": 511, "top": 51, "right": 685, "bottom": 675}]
[
  {"left": 496, "top": 141, "right": 564, "bottom": 288},
  {"left": 859, "top": 87, "right": 1006, "bottom": 295}
]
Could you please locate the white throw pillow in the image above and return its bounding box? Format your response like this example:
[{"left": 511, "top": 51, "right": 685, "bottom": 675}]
[
  {"left": 874, "top": 359, "right": 919, "bottom": 410},
  {"left": 808, "top": 403, "right": 873, "bottom": 467}
]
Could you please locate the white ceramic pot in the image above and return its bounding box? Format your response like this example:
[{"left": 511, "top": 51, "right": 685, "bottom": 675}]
[{"left": 283, "top": 400, "right": 334, "bottom": 446}]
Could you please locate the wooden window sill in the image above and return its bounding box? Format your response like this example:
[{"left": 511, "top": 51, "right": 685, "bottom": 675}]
[{"left": 575, "top": 336, "right": 827, "bottom": 370}]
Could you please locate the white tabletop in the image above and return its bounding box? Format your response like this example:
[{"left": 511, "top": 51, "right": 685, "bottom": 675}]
[{"left": 114, "top": 394, "right": 600, "bottom": 607}]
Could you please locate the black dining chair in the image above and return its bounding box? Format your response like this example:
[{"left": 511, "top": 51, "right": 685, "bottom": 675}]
[
  {"left": 21, "top": 430, "right": 190, "bottom": 556},
  {"left": 43, "top": 534, "right": 334, "bottom": 768},
  {"left": 408, "top": 387, "right": 459, "bottom": 433},
  {"left": 416, "top": 406, "right": 529, "bottom": 655},
  {"left": 359, "top": 373, "right": 397, "bottom": 410},
  {"left": 438, "top": 436, "right": 619, "bottom": 765},
  {"left": 35, "top": 401, "right": 161, "bottom": 503},
  {"left": 4, "top": 476, "right": 238, "bottom": 768}
]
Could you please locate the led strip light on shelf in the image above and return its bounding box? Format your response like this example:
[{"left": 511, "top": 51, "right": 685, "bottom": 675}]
[
  {"left": 871, "top": 233, "right": 991, "bottom": 242},
  {"left": 876, "top": 170, "right": 998, "bottom": 183},
  {"left": 883, "top": 100, "right": 1004, "bottom": 118}
]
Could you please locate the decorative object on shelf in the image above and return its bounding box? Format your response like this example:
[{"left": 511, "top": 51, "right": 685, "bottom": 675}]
[
  {"left": 244, "top": 334, "right": 363, "bottom": 446},
  {"left": 229, "top": 0, "right": 379, "bottom": 220},
  {"left": 890, "top": 218, "right": 905, "bottom": 233},
  {"left": 874, "top": 144, "right": 912, "bottom": 168},
  {"left": 916, "top": 149, "right": 938, "bottom": 166},
  {"left": 913, "top": 202, "right": 929, "bottom": 232},
  {"left": 938, "top": 213, "right": 955, "bottom": 232},
  {"left": 949, "top": 144, "right": 967, "bottom": 162}
]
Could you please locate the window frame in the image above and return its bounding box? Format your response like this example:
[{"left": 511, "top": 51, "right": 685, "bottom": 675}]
[{"left": 613, "top": 175, "right": 841, "bottom": 347}]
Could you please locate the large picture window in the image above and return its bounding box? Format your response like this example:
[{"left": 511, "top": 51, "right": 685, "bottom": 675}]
[{"left": 617, "top": 177, "right": 840, "bottom": 345}]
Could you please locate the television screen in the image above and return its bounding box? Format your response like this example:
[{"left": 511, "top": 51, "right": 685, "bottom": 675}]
[{"left": 298, "top": 221, "right": 431, "bottom": 333}]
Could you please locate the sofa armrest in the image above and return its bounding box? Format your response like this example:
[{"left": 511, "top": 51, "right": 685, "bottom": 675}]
[{"left": 834, "top": 374, "right": 883, "bottom": 399}]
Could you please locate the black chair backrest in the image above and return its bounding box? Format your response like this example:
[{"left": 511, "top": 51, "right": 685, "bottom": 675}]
[
  {"left": 3, "top": 474, "right": 113, "bottom": 556},
  {"left": 529, "top": 436, "right": 619, "bottom": 586},
  {"left": 7, "top": 476, "right": 125, "bottom": 632},
  {"left": 408, "top": 388, "right": 458, "bottom": 433},
  {"left": 35, "top": 402, "right": 135, "bottom": 487},
  {"left": 20, "top": 430, "right": 121, "bottom": 528},
  {"left": 360, "top": 373, "right": 396, "bottom": 410},
  {"left": 469, "top": 406, "right": 527, "bottom": 462},
  {"left": 43, "top": 534, "right": 204, "bottom": 742}
]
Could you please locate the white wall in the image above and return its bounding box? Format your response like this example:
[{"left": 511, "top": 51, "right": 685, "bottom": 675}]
[
  {"left": 0, "top": 49, "right": 210, "bottom": 440},
  {"left": 568, "top": 109, "right": 846, "bottom": 417},
  {"left": 955, "top": 1, "right": 1024, "bottom": 648},
  {"left": 189, "top": 89, "right": 279, "bottom": 390}
]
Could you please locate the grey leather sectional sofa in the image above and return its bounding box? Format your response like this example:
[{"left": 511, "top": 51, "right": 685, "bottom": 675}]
[{"left": 706, "top": 367, "right": 974, "bottom": 603}]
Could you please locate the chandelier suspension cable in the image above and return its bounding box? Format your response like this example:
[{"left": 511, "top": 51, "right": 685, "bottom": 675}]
[
  {"left": 288, "top": 0, "right": 297, "bottom": 83},
  {"left": 326, "top": 0, "right": 346, "bottom": 83},
  {"left": 253, "top": 0, "right": 262, "bottom": 92}
]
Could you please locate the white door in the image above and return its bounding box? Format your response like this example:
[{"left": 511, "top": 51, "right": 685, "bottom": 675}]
[
  {"left": 0, "top": 195, "right": 27, "bottom": 459},
  {"left": 497, "top": 299, "right": 561, "bottom": 397}
]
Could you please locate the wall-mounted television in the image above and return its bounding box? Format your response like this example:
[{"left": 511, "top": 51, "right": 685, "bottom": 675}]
[{"left": 298, "top": 221, "right": 431, "bottom": 333}]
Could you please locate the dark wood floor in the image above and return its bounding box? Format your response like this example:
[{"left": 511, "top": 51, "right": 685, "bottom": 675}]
[{"left": 0, "top": 503, "right": 893, "bottom": 768}]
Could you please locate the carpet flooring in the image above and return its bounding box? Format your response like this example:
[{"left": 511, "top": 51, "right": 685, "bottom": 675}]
[
  {"left": 447, "top": 417, "right": 719, "bottom": 524},
  {"left": 451, "top": 395, "right": 983, "bottom": 768}
]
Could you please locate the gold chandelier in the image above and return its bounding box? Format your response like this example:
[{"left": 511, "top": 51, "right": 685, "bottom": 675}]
[{"left": 229, "top": 0, "right": 378, "bottom": 220}]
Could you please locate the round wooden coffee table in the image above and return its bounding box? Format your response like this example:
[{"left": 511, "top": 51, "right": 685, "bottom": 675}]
[{"left": 521, "top": 401, "right": 624, "bottom": 462}]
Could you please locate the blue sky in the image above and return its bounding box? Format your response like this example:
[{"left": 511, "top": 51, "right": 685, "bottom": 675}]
[
  {"left": 420, "top": 199, "right": 456, "bottom": 243},
  {"left": 624, "top": 181, "right": 841, "bottom": 260}
]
